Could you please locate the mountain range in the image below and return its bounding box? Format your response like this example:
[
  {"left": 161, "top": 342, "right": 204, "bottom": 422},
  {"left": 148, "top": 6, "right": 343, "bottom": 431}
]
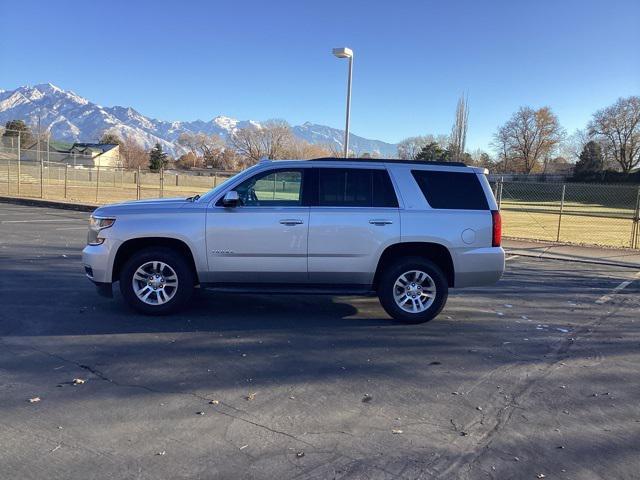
[{"left": 0, "top": 83, "right": 398, "bottom": 157}]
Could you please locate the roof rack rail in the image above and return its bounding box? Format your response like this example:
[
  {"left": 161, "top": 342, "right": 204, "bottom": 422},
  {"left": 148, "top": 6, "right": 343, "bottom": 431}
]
[{"left": 308, "top": 157, "right": 468, "bottom": 167}]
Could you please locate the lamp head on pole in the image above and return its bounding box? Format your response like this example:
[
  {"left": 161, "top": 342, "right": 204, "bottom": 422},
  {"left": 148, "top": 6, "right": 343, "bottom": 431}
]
[{"left": 332, "top": 47, "right": 353, "bottom": 59}]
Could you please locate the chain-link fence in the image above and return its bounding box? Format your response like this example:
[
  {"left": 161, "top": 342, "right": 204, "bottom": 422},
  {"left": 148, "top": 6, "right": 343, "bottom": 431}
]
[
  {"left": 2, "top": 129, "right": 639, "bottom": 249},
  {"left": 0, "top": 128, "right": 240, "bottom": 204},
  {"left": 493, "top": 179, "right": 640, "bottom": 249},
  {"left": 0, "top": 159, "right": 238, "bottom": 205}
]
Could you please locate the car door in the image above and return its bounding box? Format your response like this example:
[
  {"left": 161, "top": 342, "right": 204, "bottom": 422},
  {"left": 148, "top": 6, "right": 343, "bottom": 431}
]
[
  {"left": 308, "top": 167, "right": 400, "bottom": 285},
  {"left": 206, "top": 168, "right": 309, "bottom": 283}
]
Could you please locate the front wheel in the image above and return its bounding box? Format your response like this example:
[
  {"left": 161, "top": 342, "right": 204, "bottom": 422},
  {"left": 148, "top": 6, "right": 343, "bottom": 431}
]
[
  {"left": 119, "top": 247, "right": 194, "bottom": 315},
  {"left": 378, "top": 257, "right": 448, "bottom": 324}
]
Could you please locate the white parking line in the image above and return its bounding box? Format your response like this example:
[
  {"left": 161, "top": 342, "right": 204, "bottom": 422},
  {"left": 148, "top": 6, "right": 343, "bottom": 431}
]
[
  {"left": 0, "top": 219, "right": 77, "bottom": 223},
  {"left": 505, "top": 255, "right": 520, "bottom": 261},
  {"left": 595, "top": 271, "right": 640, "bottom": 304}
]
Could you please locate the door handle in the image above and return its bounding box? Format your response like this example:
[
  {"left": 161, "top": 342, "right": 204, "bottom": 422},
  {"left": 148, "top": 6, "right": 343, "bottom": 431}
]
[
  {"left": 369, "top": 219, "right": 393, "bottom": 226},
  {"left": 279, "top": 219, "right": 304, "bottom": 226}
]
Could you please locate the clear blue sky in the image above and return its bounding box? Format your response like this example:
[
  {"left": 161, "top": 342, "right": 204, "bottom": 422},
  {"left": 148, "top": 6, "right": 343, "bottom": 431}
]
[{"left": 1, "top": 0, "right": 638, "bottom": 151}]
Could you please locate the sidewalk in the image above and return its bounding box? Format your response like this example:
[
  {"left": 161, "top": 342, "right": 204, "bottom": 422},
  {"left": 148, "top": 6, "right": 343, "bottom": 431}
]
[{"left": 503, "top": 238, "right": 640, "bottom": 269}]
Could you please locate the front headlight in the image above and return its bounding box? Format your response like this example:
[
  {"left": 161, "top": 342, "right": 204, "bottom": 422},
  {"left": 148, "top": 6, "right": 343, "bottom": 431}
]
[
  {"left": 89, "top": 216, "right": 116, "bottom": 230},
  {"left": 88, "top": 215, "right": 116, "bottom": 245}
]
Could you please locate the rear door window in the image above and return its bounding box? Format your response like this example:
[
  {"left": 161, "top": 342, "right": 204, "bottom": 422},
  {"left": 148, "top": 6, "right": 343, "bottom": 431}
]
[
  {"left": 317, "top": 168, "right": 398, "bottom": 207},
  {"left": 412, "top": 170, "right": 489, "bottom": 210}
]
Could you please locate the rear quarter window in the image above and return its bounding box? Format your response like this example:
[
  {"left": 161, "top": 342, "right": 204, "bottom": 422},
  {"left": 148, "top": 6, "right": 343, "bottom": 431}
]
[{"left": 411, "top": 170, "right": 489, "bottom": 210}]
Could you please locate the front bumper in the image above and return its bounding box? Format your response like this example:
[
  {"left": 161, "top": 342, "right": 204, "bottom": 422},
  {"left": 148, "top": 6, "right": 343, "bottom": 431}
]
[{"left": 82, "top": 238, "right": 121, "bottom": 284}]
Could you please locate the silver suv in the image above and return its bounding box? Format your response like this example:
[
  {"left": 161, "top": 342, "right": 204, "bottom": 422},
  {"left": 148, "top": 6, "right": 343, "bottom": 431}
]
[{"left": 82, "top": 158, "right": 504, "bottom": 323}]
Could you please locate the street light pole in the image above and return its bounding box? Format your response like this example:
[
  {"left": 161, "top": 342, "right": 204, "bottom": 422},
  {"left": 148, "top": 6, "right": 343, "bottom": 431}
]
[{"left": 333, "top": 47, "right": 353, "bottom": 158}]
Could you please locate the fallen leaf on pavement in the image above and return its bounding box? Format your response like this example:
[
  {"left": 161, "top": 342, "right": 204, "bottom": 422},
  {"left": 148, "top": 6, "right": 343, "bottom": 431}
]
[
  {"left": 209, "top": 400, "right": 219, "bottom": 405},
  {"left": 246, "top": 393, "right": 256, "bottom": 401},
  {"left": 73, "top": 378, "right": 86, "bottom": 385},
  {"left": 391, "top": 429, "right": 403, "bottom": 434},
  {"left": 29, "top": 397, "right": 41, "bottom": 403},
  {"left": 156, "top": 451, "right": 166, "bottom": 456}
]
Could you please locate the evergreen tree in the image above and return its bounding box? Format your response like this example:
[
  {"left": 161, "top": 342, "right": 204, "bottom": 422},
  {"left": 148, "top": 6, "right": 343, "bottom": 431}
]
[
  {"left": 149, "top": 143, "right": 167, "bottom": 171},
  {"left": 2, "top": 119, "right": 34, "bottom": 146},
  {"left": 573, "top": 141, "right": 603, "bottom": 179},
  {"left": 415, "top": 142, "right": 451, "bottom": 162}
]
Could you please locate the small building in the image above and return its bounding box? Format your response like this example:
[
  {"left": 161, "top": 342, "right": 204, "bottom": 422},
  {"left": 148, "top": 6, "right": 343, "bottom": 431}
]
[
  {"left": 19, "top": 141, "right": 121, "bottom": 168},
  {"left": 67, "top": 143, "right": 121, "bottom": 167}
]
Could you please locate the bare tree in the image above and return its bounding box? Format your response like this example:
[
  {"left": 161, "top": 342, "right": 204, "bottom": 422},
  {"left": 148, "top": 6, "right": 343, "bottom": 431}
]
[
  {"left": 229, "top": 119, "right": 296, "bottom": 164},
  {"left": 285, "top": 138, "right": 332, "bottom": 159},
  {"left": 490, "top": 127, "right": 511, "bottom": 173},
  {"left": 397, "top": 134, "right": 450, "bottom": 160},
  {"left": 121, "top": 137, "right": 149, "bottom": 169},
  {"left": 177, "top": 132, "right": 226, "bottom": 168},
  {"left": 588, "top": 96, "right": 640, "bottom": 174},
  {"left": 449, "top": 94, "right": 469, "bottom": 162},
  {"left": 494, "top": 106, "right": 564, "bottom": 173},
  {"left": 397, "top": 136, "right": 430, "bottom": 159}
]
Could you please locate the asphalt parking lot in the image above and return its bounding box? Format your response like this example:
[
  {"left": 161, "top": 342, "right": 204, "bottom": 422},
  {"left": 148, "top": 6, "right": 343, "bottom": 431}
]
[{"left": 1, "top": 202, "right": 639, "bottom": 480}]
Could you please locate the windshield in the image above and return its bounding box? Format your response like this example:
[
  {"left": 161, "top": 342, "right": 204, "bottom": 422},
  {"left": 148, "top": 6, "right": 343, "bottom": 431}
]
[{"left": 198, "top": 164, "right": 261, "bottom": 203}]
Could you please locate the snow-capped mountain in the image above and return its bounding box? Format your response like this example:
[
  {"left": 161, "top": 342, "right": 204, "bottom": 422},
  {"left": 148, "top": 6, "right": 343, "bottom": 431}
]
[{"left": 0, "top": 83, "right": 398, "bottom": 157}]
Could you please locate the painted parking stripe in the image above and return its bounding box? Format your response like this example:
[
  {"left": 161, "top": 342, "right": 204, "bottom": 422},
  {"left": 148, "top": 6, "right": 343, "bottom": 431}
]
[
  {"left": 0, "top": 219, "right": 79, "bottom": 223},
  {"left": 595, "top": 271, "right": 640, "bottom": 304},
  {"left": 505, "top": 255, "right": 520, "bottom": 261}
]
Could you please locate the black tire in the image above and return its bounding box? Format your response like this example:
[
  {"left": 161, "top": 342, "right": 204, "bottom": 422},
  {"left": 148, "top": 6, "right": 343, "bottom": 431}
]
[
  {"left": 377, "top": 256, "right": 448, "bottom": 324},
  {"left": 119, "top": 247, "right": 194, "bottom": 315}
]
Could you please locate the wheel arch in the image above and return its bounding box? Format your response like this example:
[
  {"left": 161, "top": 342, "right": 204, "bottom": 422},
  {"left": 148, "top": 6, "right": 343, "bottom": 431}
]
[
  {"left": 373, "top": 242, "right": 455, "bottom": 289},
  {"left": 112, "top": 237, "right": 199, "bottom": 284}
]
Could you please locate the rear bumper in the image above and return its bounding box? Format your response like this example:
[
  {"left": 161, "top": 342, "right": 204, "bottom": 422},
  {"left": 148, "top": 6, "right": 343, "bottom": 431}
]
[{"left": 453, "top": 246, "right": 505, "bottom": 288}]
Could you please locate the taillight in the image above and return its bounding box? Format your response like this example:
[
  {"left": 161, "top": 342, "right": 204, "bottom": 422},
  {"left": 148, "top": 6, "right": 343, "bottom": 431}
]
[{"left": 491, "top": 210, "right": 502, "bottom": 247}]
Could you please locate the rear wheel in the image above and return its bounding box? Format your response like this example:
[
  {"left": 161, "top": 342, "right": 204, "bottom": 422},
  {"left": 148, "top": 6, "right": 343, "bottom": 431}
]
[
  {"left": 378, "top": 257, "right": 448, "bottom": 324},
  {"left": 119, "top": 247, "right": 194, "bottom": 315}
]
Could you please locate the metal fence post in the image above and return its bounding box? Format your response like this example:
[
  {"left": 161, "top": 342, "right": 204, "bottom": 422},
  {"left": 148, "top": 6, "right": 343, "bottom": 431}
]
[
  {"left": 64, "top": 164, "right": 68, "bottom": 199},
  {"left": 214, "top": 171, "right": 218, "bottom": 187},
  {"left": 136, "top": 166, "right": 141, "bottom": 200},
  {"left": 556, "top": 183, "right": 566, "bottom": 242},
  {"left": 632, "top": 186, "right": 640, "bottom": 249},
  {"left": 17, "top": 132, "right": 21, "bottom": 195},
  {"left": 7, "top": 158, "right": 10, "bottom": 194},
  {"left": 497, "top": 176, "right": 503, "bottom": 209},
  {"left": 95, "top": 165, "right": 100, "bottom": 203},
  {"left": 40, "top": 156, "right": 44, "bottom": 198},
  {"left": 160, "top": 166, "right": 164, "bottom": 198}
]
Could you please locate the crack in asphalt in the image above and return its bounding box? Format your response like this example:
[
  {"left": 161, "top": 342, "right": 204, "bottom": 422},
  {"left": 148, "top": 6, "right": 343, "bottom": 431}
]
[
  {"left": 2, "top": 341, "right": 316, "bottom": 449},
  {"left": 432, "top": 297, "right": 629, "bottom": 479}
]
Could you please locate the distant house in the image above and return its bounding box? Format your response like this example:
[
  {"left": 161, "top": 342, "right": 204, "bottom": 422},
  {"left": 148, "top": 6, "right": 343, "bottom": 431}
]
[
  {"left": 68, "top": 143, "right": 121, "bottom": 167},
  {"left": 20, "top": 141, "right": 121, "bottom": 168}
]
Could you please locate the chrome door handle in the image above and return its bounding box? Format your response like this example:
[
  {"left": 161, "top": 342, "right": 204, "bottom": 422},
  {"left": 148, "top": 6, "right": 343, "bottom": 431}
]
[
  {"left": 369, "top": 219, "right": 393, "bottom": 226},
  {"left": 280, "top": 219, "right": 304, "bottom": 226}
]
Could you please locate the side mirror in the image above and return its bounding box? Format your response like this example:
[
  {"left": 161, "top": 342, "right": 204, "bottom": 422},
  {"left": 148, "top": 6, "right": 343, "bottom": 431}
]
[{"left": 222, "top": 190, "right": 240, "bottom": 207}]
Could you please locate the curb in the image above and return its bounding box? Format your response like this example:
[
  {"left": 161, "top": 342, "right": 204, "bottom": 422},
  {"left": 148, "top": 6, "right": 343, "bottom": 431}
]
[
  {"left": 0, "top": 196, "right": 96, "bottom": 212},
  {"left": 505, "top": 250, "right": 640, "bottom": 270}
]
